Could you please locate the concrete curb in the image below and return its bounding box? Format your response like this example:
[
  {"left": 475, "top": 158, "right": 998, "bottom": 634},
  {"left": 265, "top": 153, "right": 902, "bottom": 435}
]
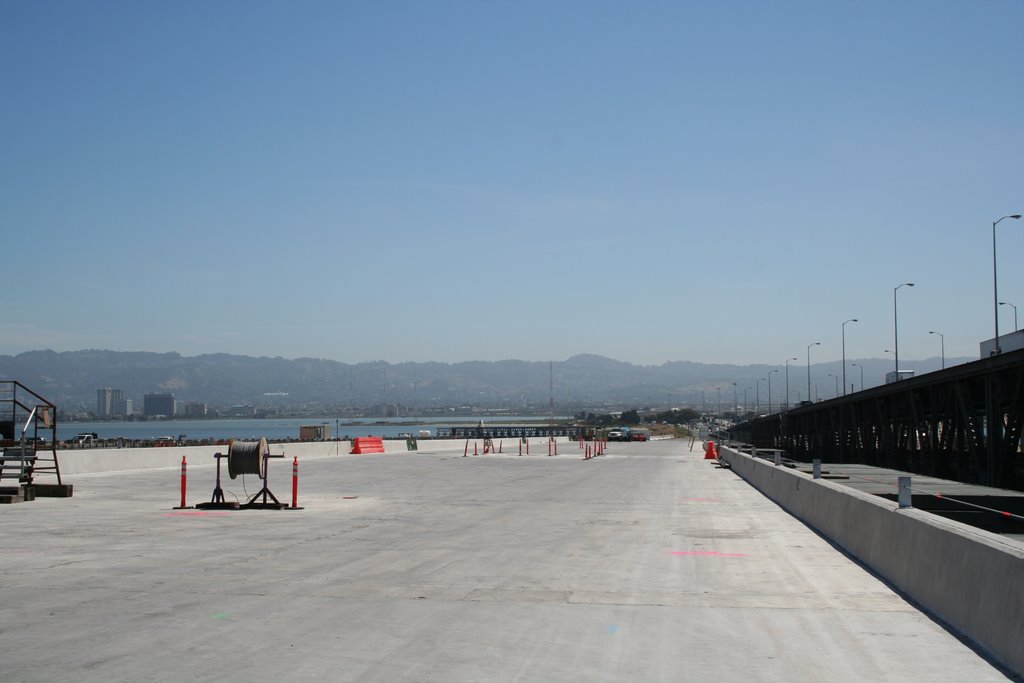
[{"left": 718, "top": 445, "right": 1024, "bottom": 678}]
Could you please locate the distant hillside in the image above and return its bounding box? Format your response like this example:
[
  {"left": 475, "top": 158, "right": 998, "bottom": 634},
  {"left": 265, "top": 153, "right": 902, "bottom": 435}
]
[{"left": 0, "top": 349, "right": 969, "bottom": 413}]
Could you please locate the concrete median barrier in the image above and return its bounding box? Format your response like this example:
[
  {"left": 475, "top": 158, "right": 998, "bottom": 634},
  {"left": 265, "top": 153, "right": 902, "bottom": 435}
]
[{"left": 718, "top": 444, "right": 1024, "bottom": 678}]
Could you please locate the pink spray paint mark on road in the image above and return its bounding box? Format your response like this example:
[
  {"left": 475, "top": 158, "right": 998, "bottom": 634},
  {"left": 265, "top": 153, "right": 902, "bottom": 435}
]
[
  {"left": 672, "top": 550, "right": 748, "bottom": 557},
  {"left": 163, "top": 510, "right": 231, "bottom": 517}
]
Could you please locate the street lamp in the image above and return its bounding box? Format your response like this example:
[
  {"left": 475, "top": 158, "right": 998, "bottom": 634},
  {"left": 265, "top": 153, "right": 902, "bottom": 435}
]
[
  {"left": 827, "top": 373, "right": 839, "bottom": 398},
  {"left": 783, "top": 357, "right": 798, "bottom": 410},
  {"left": 767, "top": 369, "right": 779, "bottom": 413},
  {"left": 929, "top": 331, "right": 945, "bottom": 369},
  {"left": 806, "top": 342, "right": 821, "bottom": 405},
  {"left": 842, "top": 318, "right": 858, "bottom": 396},
  {"left": 732, "top": 382, "right": 738, "bottom": 416},
  {"left": 851, "top": 362, "right": 864, "bottom": 391},
  {"left": 756, "top": 377, "right": 766, "bottom": 414},
  {"left": 993, "top": 214, "right": 1022, "bottom": 354},
  {"left": 893, "top": 282, "right": 914, "bottom": 376},
  {"left": 999, "top": 301, "right": 1019, "bottom": 332},
  {"left": 743, "top": 387, "right": 752, "bottom": 415}
]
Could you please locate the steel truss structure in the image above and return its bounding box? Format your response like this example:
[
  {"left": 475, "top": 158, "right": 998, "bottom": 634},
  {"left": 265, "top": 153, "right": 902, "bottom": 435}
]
[{"left": 727, "top": 350, "right": 1024, "bottom": 492}]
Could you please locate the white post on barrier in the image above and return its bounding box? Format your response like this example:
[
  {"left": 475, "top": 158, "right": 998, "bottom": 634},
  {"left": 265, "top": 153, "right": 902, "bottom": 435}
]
[
  {"left": 898, "top": 477, "right": 912, "bottom": 509},
  {"left": 752, "top": 447, "right": 758, "bottom": 459},
  {"left": 774, "top": 451, "right": 782, "bottom": 466},
  {"left": 813, "top": 459, "right": 821, "bottom": 479}
]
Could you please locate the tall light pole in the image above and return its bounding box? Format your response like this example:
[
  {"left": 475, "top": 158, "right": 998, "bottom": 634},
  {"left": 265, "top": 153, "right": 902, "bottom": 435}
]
[
  {"left": 851, "top": 362, "right": 864, "bottom": 391},
  {"left": 744, "top": 387, "right": 752, "bottom": 415},
  {"left": 806, "top": 342, "right": 821, "bottom": 405},
  {"left": 842, "top": 318, "right": 858, "bottom": 396},
  {"left": 783, "top": 357, "right": 797, "bottom": 410},
  {"left": 827, "top": 373, "right": 839, "bottom": 398},
  {"left": 767, "top": 369, "right": 778, "bottom": 413},
  {"left": 732, "top": 382, "right": 738, "bottom": 416},
  {"left": 999, "top": 301, "right": 1018, "bottom": 332},
  {"left": 893, "top": 282, "right": 914, "bottom": 376},
  {"left": 928, "top": 331, "right": 945, "bottom": 369},
  {"left": 993, "top": 214, "right": 1022, "bottom": 354},
  {"left": 756, "top": 378, "right": 765, "bottom": 414}
]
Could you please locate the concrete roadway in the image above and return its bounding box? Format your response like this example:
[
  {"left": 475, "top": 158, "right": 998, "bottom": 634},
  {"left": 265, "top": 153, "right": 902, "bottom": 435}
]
[{"left": 0, "top": 439, "right": 1010, "bottom": 682}]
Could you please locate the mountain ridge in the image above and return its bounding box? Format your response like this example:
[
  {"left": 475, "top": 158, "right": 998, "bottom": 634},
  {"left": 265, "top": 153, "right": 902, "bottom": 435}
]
[{"left": 0, "top": 349, "right": 969, "bottom": 413}]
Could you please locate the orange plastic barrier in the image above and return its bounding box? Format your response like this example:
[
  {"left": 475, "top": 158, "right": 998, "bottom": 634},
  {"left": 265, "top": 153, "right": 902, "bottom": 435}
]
[
  {"left": 703, "top": 440, "right": 718, "bottom": 460},
  {"left": 351, "top": 437, "right": 385, "bottom": 454}
]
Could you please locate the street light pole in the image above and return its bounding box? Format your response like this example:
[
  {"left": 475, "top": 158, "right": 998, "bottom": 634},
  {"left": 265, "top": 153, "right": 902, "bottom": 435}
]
[
  {"left": 894, "top": 282, "right": 914, "bottom": 376},
  {"left": 744, "top": 387, "right": 751, "bottom": 415},
  {"left": 1000, "top": 301, "right": 1018, "bottom": 332},
  {"left": 756, "top": 378, "right": 765, "bottom": 414},
  {"left": 784, "top": 357, "right": 797, "bottom": 410},
  {"left": 992, "top": 214, "right": 1021, "bottom": 355},
  {"left": 828, "top": 373, "right": 839, "bottom": 398},
  {"left": 767, "top": 369, "right": 779, "bottom": 413},
  {"left": 842, "top": 318, "right": 858, "bottom": 396},
  {"left": 851, "top": 362, "right": 864, "bottom": 391},
  {"left": 929, "top": 331, "right": 945, "bottom": 369},
  {"left": 807, "top": 342, "right": 821, "bottom": 404},
  {"left": 732, "top": 382, "right": 737, "bottom": 417}
]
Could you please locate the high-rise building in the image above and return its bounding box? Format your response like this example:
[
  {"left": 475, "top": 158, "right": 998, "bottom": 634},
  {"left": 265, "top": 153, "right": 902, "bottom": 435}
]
[
  {"left": 183, "top": 402, "right": 208, "bottom": 418},
  {"left": 143, "top": 393, "right": 175, "bottom": 417},
  {"left": 96, "top": 388, "right": 125, "bottom": 417}
]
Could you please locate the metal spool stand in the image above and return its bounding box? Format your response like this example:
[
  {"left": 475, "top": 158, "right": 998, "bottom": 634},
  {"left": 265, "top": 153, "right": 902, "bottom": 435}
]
[
  {"left": 196, "top": 452, "right": 240, "bottom": 510},
  {"left": 197, "top": 438, "right": 287, "bottom": 510}
]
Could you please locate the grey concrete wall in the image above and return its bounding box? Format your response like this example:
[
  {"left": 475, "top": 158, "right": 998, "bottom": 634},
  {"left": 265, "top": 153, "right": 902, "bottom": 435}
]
[
  {"left": 56, "top": 441, "right": 351, "bottom": 475},
  {"left": 718, "top": 445, "right": 1024, "bottom": 677},
  {"left": 53, "top": 436, "right": 576, "bottom": 474}
]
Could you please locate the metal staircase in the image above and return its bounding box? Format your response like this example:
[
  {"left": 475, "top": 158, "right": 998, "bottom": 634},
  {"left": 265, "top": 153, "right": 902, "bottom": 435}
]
[{"left": 0, "top": 381, "right": 71, "bottom": 503}]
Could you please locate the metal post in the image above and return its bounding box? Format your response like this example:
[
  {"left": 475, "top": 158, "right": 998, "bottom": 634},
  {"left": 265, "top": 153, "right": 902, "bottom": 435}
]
[
  {"left": 992, "top": 215, "right": 1020, "bottom": 355},
  {"left": 929, "top": 331, "right": 945, "bottom": 369},
  {"left": 813, "top": 459, "right": 821, "bottom": 479},
  {"left": 894, "top": 283, "right": 914, "bottom": 375},
  {"left": 842, "top": 319, "right": 857, "bottom": 396},
  {"left": 807, "top": 342, "right": 820, "bottom": 405},
  {"left": 784, "top": 357, "right": 797, "bottom": 410}
]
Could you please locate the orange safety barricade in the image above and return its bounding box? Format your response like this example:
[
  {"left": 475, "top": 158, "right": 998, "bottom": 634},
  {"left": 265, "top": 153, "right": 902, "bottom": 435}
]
[
  {"left": 351, "top": 437, "right": 385, "bottom": 454},
  {"left": 703, "top": 440, "right": 718, "bottom": 460}
]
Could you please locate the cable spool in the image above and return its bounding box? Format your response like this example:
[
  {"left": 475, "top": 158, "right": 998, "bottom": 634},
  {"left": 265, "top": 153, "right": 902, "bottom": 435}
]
[{"left": 228, "top": 438, "right": 269, "bottom": 479}]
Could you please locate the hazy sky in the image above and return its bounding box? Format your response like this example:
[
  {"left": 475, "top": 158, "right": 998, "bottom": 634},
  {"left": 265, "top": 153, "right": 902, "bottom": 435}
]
[{"left": 2, "top": 1, "right": 1021, "bottom": 366}]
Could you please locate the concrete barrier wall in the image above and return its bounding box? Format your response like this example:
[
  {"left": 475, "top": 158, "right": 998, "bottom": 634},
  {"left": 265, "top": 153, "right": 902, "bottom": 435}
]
[
  {"left": 53, "top": 436, "right": 577, "bottom": 475},
  {"left": 56, "top": 441, "right": 352, "bottom": 475},
  {"left": 718, "top": 446, "right": 1024, "bottom": 677}
]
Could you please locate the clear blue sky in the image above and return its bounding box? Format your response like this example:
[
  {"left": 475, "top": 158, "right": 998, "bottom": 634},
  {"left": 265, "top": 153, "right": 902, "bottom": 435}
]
[{"left": 2, "top": 1, "right": 1021, "bottom": 366}]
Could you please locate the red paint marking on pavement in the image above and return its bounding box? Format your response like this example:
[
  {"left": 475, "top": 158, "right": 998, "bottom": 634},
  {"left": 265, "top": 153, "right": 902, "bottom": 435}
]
[
  {"left": 163, "top": 511, "right": 231, "bottom": 517},
  {"left": 672, "top": 550, "right": 748, "bottom": 557}
]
